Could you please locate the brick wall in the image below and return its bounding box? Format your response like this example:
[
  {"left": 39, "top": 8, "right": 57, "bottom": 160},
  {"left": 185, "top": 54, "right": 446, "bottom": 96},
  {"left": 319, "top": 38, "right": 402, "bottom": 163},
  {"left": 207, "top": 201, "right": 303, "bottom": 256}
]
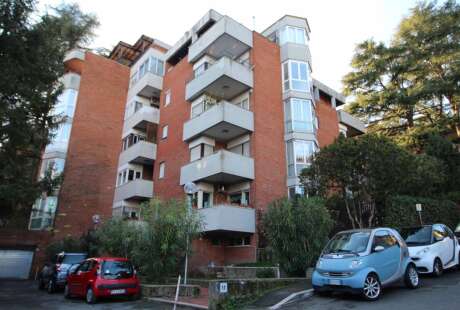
[
  {"left": 53, "top": 52, "right": 129, "bottom": 239},
  {"left": 316, "top": 93, "right": 340, "bottom": 147}
]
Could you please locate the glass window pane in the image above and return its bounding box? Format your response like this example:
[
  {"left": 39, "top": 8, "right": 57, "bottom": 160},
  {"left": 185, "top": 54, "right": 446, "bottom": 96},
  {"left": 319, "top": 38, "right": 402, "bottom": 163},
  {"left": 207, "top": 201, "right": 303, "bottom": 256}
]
[
  {"left": 283, "top": 63, "right": 289, "bottom": 81},
  {"left": 290, "top": 62, "right": 299, "bottom": 79},
  {"left": 299, "top": 63, "right": 308, "bottom": 80},
  {"left": 190, "top": 145, "right": 201, "bottom": 161},
  {"left": 191, "top": 103, "right": 203, "bottom": 118},
  {"left": 242, "top": 142, "right": 250, "bottom": 157}
]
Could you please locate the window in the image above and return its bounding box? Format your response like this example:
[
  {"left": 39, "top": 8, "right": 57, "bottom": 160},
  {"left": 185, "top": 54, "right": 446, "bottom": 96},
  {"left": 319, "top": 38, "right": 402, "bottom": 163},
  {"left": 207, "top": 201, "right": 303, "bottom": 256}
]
[
  {"left": 190, "top": 143, "right": 214, "bottom": 162},
  {"left": 285, "top": 98, "right": 316, "bottom": 133},
  {"left": 202, "top": 192, "right": 211, "bottom": 208},
  {"left": 229, "top": 190, "right": 250, "bottom": 206},
  {"left": 194, "top": 62, "right": 211, "bottom": 77},
  {"left": 373, "top": 230, "right": 397, "bottom": 250},
  {"left": 288, "top": 186, "right": 305, "bottom": 199},
  {"left": 122, "top": 133, "right": 146, "bottom": 151},
  {"left": 159, "top": 162, "right": 165, "bottom": 179},
  {"left": 279, "top": 26, "right": 307, "bottom": 45},
  {"left": 29, "top": 196, "right": 58, "bottom": 230},
  {"left": 229, "top": 141, "right": 250, "bottom": 157},
  {"left": 130, "top": 56, "right": 164, "bottom": 88},
  {"left": 228, "top": 236, "right": 251, "bottom": 246},
  {"left": 40, "top": 158, "right": 65, "bottom": 179},
  {"left": 165, "top": 90, "right": 171, "bottom": 106},
  {"left": 52, "top": 89, "right": 78, "bottom": 118},
  {"left": 116, "top": 168, "right": 142, "bottom": 186},
  {"left": 287, "top": 140, "right": 317, "bottom": 176},
  {"left": 233, "top": 93, "right": 250, "bottom": 110},
  {"left": 191, "top": 95, "right": 217, "bottom": 118},
  {"left": 282, "top": 60, "right": 309, "bottom": 92},
  {"left": 46, "top": 122, "right": 72, "bottom": 151},
  {"left": 162, "top": 125, "right": 168, "bottom": 139}
]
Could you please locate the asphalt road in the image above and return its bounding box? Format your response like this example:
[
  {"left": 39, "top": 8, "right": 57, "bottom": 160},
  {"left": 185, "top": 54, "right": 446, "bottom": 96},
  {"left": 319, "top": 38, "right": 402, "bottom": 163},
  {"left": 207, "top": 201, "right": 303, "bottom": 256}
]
[
  {"left": 0, "top": 279, "right": 193, "bottom": 310},
  {"left": 282, "top": 269, "right": 460, "bottom": 310}
]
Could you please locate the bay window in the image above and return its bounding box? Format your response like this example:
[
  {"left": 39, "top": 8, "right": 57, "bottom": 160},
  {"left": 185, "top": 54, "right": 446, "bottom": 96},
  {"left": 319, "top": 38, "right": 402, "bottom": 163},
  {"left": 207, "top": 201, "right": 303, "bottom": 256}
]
[
  {"left": 282, "top": 60, "right": 310, "bottom": 92},
  {"left": 286, "top": 140, "right": 317, "bottom": 176},
  {"left": 130, "top": 55, "right": 164, "bottom": 87},
  {"left": 52, "top": 89, "right": 78, "bottom": 118},
  {"left": 279, "top": 26, "right": 307, "bottom": 45},
  {"left": 285, "top": 98, "right": 316, "bottom": 133},
  {"left": 29, "top": 196, "right": 58, "bottom": 230}
]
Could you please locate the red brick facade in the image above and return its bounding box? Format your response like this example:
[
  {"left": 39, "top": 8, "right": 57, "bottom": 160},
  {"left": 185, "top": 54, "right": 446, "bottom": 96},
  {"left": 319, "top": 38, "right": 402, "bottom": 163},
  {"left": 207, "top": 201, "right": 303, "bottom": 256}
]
[
  {"left": 316, "top": 93, "right": 340, "bottom": 147},
  {"left": 53, "top": 52, "right": 129, "bottom": 239}
]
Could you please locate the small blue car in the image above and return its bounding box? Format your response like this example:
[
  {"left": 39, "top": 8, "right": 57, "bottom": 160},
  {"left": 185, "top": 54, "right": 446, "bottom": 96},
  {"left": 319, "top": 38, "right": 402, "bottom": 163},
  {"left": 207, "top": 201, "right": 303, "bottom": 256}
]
[{"left": 312, "top": 228, "right": 419, "bottom": 300}]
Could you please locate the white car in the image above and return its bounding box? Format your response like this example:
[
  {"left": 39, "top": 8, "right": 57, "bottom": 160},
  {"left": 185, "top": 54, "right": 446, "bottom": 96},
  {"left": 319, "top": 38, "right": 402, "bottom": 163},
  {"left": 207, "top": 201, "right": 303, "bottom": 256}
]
[{"left": 400, "top": 224, "right": 459, "bottom": 276}]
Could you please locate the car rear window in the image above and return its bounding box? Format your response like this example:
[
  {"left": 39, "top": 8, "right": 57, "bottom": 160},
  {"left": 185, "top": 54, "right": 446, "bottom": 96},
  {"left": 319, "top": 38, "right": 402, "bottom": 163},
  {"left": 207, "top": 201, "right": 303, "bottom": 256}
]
[
  {"left": 400, "top": 226, "right": 432, "bottom": 246},
  {"left": 60, "top": 254, "right": 87, "bottom": 264},
  {"left": 102, "top": 260, "right": 134, "bottom": 279}
]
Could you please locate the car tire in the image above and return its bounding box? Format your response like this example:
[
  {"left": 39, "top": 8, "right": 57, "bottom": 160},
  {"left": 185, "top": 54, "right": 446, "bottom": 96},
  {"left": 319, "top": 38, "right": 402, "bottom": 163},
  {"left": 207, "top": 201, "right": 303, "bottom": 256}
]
[
  {"left": 64, "top": 284, "right": 71, "bottom": 299},
  {"left": 362, "top": 273, "right": 381, "bottom": 301},
  {"left": 86, "top": 287, "right": 97, "bottom": 304},
  {"left": 404, "top": 264, "right": 420, "bottom": 289},
  {"left": 433, "top": 258, "right": 443, "bottom": 277},
  {"left": 47, "top": 279, "right": 55, "bottom": 294}
]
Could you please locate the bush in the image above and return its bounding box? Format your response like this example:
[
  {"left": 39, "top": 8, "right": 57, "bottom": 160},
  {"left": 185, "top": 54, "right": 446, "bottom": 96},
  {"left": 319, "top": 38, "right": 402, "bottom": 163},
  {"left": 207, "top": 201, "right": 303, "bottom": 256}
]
[
  {"left": 256, "top": 268, "right": 276, "bottom": 278},
  {"left": 262, "top": 197, "right": 333, "bottom": 276},
  {"left": 383, "top": 195, "right": 460, "bottom": 230},
  {"left": 96, "top": 199, "right": 202, "bottom": 282},
  {"left": 45, "top": 230, "right": 99, "bottom": 261}
]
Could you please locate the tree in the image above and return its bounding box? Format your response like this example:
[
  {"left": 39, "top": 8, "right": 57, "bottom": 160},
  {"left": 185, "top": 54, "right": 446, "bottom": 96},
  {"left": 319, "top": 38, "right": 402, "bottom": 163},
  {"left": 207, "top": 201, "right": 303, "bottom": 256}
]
[
  {"left": 300, "top": 134, "right": 446, "bottom": 228},
  {"left": 262, "top": 197, "right": 333, "bottom": 276},
  {"left": 0, "top": 1, "right": 98, "bottom": 227},
  {"left": 343, "top": 0, "right": 460, "bottom": 141},
  {"left": 96, "top": 199, "right": 202, "bottom": 282}
]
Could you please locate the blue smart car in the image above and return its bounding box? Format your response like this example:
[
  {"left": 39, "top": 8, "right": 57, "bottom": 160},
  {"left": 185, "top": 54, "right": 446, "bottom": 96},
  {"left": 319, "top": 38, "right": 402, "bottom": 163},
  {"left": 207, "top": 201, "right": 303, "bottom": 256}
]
[{"left": 312, "top": 228, "right": 419, "bottom": 300}]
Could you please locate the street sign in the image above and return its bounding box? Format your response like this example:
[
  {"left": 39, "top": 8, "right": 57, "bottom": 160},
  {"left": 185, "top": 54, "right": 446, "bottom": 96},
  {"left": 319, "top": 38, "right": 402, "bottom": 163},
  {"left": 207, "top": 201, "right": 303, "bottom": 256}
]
[
  {"left": 416, "top": 204, "right": 422, "bottom": 212},
  {"left": 219, "top": 282, "right": 228, "bottom": 293}
]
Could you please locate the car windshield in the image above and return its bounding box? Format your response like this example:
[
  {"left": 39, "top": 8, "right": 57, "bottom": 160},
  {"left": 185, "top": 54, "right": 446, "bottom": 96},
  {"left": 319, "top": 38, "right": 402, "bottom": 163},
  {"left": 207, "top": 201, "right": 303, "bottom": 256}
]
[
  {"left": 323, "top": 231, "right": 370, "bottom": 255},
  {"left": 400, "top": 226, "right": 432, "bottom": 246},
  {"left": 58, "top": 254, "right": 87, "bottom": 265},
  {"left": 102, "top": 260, "right": 134, "bottom": 279}
]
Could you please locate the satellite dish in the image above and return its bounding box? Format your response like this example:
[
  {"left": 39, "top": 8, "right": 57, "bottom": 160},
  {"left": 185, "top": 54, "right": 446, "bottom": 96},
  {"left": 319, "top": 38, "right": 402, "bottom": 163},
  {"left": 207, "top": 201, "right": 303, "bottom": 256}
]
[{"left": 183, "top": 182, "right": 198, "bottom": 194}]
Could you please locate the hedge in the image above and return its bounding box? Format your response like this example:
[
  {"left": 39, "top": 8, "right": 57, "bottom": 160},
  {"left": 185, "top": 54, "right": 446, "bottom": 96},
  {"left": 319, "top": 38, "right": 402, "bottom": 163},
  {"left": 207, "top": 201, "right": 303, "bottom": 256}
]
[{"left": 383, "top": 195, "right": 460, "bottom": 230}]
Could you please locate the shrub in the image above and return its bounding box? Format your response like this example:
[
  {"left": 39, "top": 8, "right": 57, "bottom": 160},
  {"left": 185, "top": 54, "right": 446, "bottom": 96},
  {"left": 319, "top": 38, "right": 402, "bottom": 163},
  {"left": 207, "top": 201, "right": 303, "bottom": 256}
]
[
  {"left": 262, "top": 197, "right": 333, "bottom": 276},
  {"left": 383, "top": 195, "right": 460, "bottom": 230},
  {"left": 256, "top": 268, "right": 276, "bottom": 278}
]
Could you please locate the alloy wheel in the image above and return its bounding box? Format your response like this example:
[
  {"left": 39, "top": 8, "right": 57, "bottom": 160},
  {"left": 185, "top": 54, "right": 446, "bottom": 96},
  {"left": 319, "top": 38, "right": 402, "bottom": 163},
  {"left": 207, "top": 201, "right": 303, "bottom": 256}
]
[
  {"left": 363, "top": 275, "right": 380, "bottom": 300},
  {"left": 409, "top": 266, "right": 419, "bottom": 286}
]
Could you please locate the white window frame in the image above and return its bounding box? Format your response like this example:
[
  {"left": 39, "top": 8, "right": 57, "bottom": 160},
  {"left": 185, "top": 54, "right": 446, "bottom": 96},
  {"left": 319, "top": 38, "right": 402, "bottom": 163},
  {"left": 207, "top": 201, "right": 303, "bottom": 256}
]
[
  {"left": 162, "top": 125, "right": 168, "bottom": 139},
  {"left": 164, "top": 90, "right": 171, "bottom": 107},
  {"left": 279, "top": 26, "right": 307, "bottom": 45},
  {"left": 282, "top": 60, "right": 310, "bottom": 92},
  {"left": 287, "top": 140, "right": 317, "bottom": 177},
  {"left": 159, "top": 162, "right": 165, "bottom": 179},
  {"left": 285, "top": 98, "right": 316, "bottom": 133}
]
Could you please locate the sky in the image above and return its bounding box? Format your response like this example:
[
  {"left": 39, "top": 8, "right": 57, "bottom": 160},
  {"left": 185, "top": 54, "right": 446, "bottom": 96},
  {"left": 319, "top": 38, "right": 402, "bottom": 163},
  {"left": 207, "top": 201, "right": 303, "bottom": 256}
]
[{"left": 39, "top": 0, "right": 422, "bottom": 92}]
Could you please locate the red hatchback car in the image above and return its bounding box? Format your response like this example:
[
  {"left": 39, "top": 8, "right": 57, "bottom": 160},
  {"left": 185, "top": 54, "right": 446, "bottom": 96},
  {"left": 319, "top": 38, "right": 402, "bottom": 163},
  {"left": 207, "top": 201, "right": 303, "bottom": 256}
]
[{"left": 64, "top": 257, "right": 140, "bottom": 304}]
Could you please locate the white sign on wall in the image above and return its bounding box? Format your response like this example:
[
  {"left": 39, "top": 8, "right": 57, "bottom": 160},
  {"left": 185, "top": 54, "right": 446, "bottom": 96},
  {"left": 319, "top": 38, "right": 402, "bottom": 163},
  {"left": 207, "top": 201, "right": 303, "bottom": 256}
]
[{"left": 219, "top": 282, "right": 228, "bottom": 293}]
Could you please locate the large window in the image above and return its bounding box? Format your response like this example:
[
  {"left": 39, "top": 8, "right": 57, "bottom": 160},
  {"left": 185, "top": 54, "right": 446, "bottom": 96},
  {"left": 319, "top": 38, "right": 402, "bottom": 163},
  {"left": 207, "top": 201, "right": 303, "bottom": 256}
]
[
  {"left": 286, "top": 140, "right": 317, "bottom": 176},
  {"left": 279, "top": 26, "right": 307, "bottom": 45},
  {"left": 282, "top": 60, "right": 310, "bottom": 92},
  {"left": 29, "top": 196, "right": 58, "bottom": 230},
  {"left": 40, "top": 158, "right": 65, "bottom": 179},
  {"left": 190, "top": 143, "right": 214, "bottom": 162},
  {"left": 285, "top": 98, "right": 316, "bottom": 133},
  {"left": 46, "top": 122, "right": 72, "bottom": 152},
  {"left": 116, "top": 167, "right": 142, "bottom": 186},
  {"left": 52, "top": 89, "right": 78, "bottom": 118},
  {"left": 191, "top": 95, "right": 217, "bottom": 118},
  {"left": 130, "top": 55, "right": 164, "bottom": 87},
  {"left": 121, "top": 133, "right": 146, "bottom": 151},
  {"left": 229, "top": 141, "right": 250, "bottom": 157}
]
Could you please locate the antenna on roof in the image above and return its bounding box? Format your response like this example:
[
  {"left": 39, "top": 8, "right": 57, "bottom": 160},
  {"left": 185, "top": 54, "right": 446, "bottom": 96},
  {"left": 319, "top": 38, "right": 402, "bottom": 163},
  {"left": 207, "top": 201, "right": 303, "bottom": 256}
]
[{"left": 252, "top": 16, "right": 256, "bottom": 31}]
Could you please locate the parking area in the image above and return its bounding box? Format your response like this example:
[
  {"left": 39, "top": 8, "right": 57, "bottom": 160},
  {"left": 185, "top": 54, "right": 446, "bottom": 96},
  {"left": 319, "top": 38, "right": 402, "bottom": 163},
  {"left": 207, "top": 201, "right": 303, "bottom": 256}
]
[
  {"left": 0, "top": 280, "right": 194, "bottom": 310},
  {"left": 282, "top": 269, "right": 460, "bottom": 310}
]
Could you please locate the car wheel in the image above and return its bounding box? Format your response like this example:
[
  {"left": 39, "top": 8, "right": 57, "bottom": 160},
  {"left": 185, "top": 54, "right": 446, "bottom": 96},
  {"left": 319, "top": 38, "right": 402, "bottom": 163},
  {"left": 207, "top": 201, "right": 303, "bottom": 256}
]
[
  {"left": 47, "top": 279, "right": 55, "bottom": 294},
  {"left": 86, "top": 287, "right": 97, "bottom": 304},
  {"left": 404, "top": 264, "right": 419, "bottom": 289},
  {"left": 433, "top": 258, "right": 443, "bottom": 277},
  {"left": 64, "top": 284, "right": 71, "bottom": 299},
  {"left": 362, "top": 273, "right": 381, "bottom": 301}
]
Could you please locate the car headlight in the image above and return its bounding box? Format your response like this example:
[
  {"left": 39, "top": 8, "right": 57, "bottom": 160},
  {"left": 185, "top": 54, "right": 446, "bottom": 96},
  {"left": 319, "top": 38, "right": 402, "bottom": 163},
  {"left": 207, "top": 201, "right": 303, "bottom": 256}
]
[
  {"left": 349, "top": 259, "right": 363, "bottom": 269},
  {"left": 316, "top": 259, "right": 323, "bottom": 268},
  {"left": 416, "top": 247, "right": 430, "bottom": 257}
]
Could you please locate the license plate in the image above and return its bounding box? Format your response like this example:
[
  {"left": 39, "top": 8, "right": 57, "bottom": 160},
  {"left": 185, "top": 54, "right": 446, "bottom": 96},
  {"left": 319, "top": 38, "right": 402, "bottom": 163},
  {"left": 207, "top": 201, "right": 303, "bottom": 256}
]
[
  {"left": 111, "top": 289, "right": 126, "bottom": 295},
  {"left": 329, "top": 279, "right": 341, "bottom": 285}
]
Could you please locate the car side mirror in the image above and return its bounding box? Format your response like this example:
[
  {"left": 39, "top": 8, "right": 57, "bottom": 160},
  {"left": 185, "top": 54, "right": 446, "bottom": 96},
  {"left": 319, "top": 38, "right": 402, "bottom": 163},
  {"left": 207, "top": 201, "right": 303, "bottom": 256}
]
[
  {"left": 434, "top": 235, "right": 444, "bottom": 242},
  {"left": 374, "top": 245, "right": 385, "bottom": 252}
]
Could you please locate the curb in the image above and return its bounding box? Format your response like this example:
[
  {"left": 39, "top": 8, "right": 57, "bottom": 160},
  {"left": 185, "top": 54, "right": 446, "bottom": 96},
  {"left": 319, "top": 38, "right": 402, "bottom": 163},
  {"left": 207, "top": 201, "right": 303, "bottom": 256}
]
[
  {"left": 268, "top": 288, "right": 314, "bottom": 309},
  {"left": 148, "top": 297, "right": 209, "bottom": 309}
]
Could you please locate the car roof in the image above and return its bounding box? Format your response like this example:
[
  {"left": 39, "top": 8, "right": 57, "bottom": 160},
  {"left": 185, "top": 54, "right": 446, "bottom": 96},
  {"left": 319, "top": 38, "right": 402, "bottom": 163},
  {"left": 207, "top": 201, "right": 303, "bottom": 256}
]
[
  {"left": 87, "top": 257, "right": 130, "bottom": 262},
  {"left": 338, "top": 227, "right": 400, "bottom": 234}
]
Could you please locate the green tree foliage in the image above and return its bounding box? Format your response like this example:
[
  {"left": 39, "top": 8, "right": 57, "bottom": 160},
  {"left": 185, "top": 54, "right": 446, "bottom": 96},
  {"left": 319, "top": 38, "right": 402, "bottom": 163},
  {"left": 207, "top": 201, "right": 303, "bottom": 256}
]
[
  {"left": 96, "top": 199, "right": 202, "bottom": 282},
  {"left": 343, "top": 1, "right": 460, "bottom": 141},
  {"left": 300, "top": 134, "right": 447, "bottom": 228},
  {"left": 262, "top": 197, "right": 333, "bottom": 275},
  {"left": 45, "top": 230, "right": 99, "bottom": 260},
  {"left": 0, "top": 0, "right": 98, "bottom": 227},
  {"left": 383, "top": 196, "right": 460, "bottom": 230}
]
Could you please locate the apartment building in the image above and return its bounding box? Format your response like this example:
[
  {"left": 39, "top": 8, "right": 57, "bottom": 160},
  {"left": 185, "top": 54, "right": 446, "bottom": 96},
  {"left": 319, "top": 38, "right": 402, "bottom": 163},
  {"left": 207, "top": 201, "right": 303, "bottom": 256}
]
[{"left": 0, "top": 10, "right": 364, "bottom": 279}]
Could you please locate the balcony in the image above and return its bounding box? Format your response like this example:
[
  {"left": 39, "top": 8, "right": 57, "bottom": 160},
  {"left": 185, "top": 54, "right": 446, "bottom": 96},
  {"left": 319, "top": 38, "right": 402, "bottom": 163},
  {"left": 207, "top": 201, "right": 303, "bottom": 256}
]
[
  {"left": 128, "top": 72, "right": 163, "bottom": 99},
  {"left": 118, "top": 141, "right": 156, "bottom": 166},
  {"left": 199, "top": 204, "right": 255, "bottom": 234},
  {"left": 183, "top": 101, "right": 253, "bottom": 142},
  {"left": 123, "top": 106, "right": 159, "bottom": 134},
  {"left": 185, "top": 57, "right": 253, "bottom": 102},
  {"left": 188, "top": 16, "right": 253, "bottom": 63},
  {"left": 113, "top": 179, "right": 153, "bottom": 202},
  {"left": 180, "top": 150, "right": 254, "bottom": 185}
]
